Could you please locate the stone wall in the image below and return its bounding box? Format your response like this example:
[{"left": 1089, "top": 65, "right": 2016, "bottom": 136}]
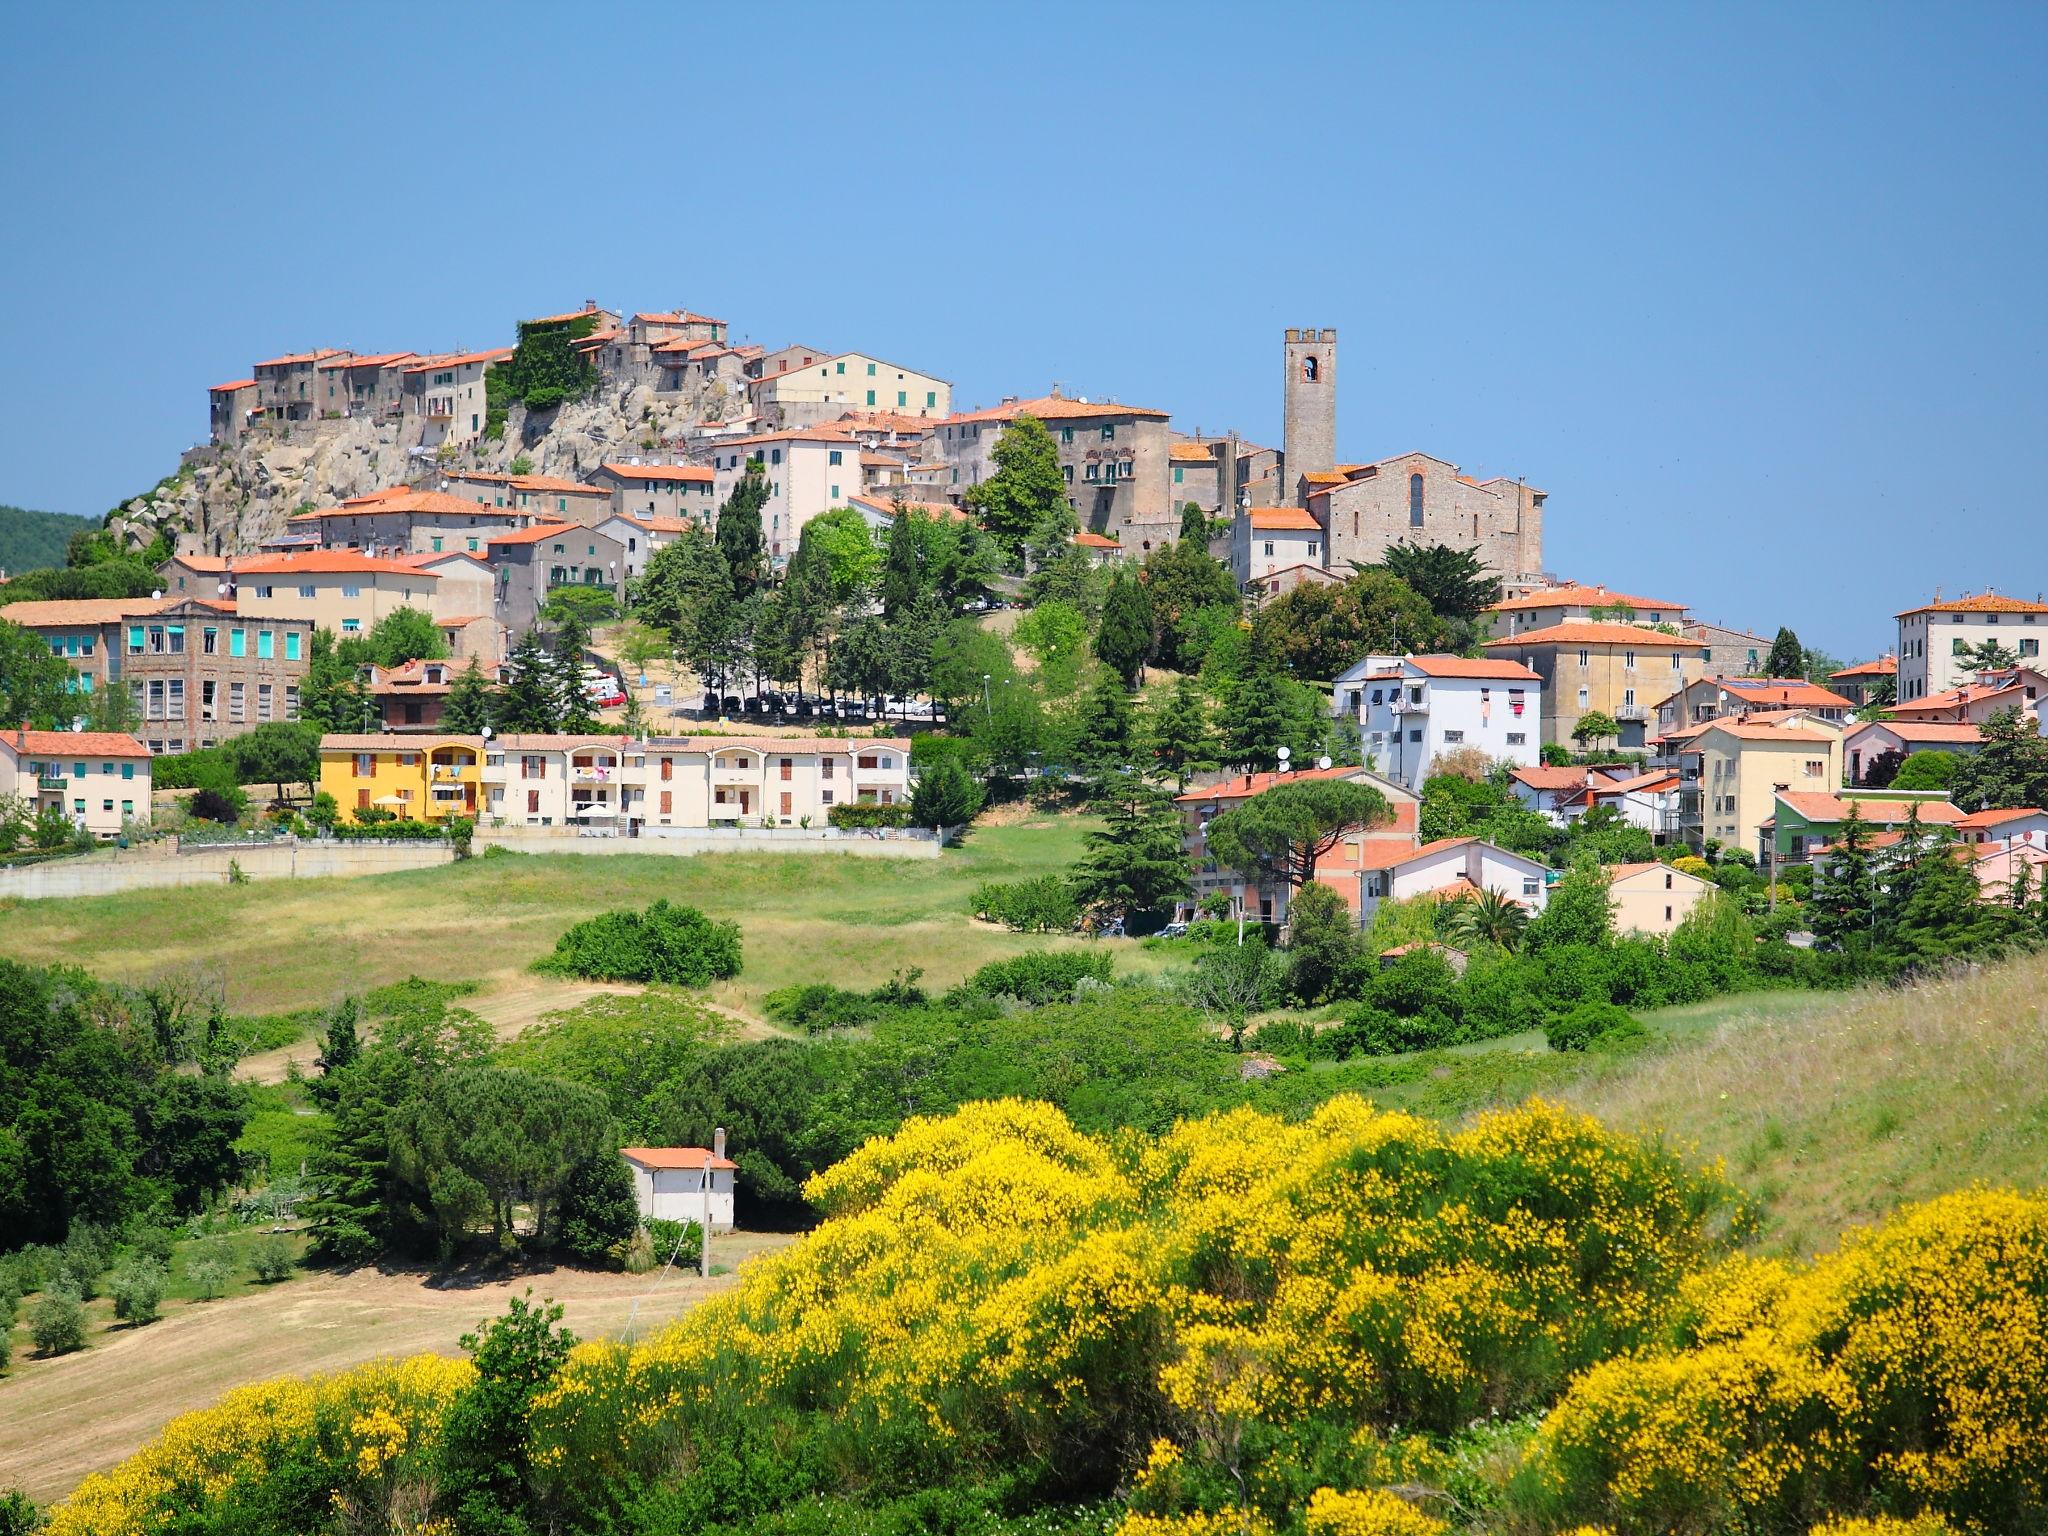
[
  {"left": 0, "top": 839, "right": 452, "bottom": 900},
  {"left": 473, "top": 826, "right": 942, "bottom": 859}
]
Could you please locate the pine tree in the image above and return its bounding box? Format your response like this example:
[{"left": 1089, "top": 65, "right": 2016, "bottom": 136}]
[
  {"left": 443, "top": 660, "right": 493, "bottom": 734},
  {"left": 1094, "top": 569, "right": 1155, "bottom": 687},
  {"left": 909, "top": 757, "right": 984, "bottom": 832},
  {"left": 552, "top": 613, "right": 598, "bottom": 733},
  {"left": 715, "top": 461, "right": 769, "bottom": 595},
  {"left": 1219, "top": 649, "right": 1293, "bottom": 771},
  {"left": 879, "top": 506, "right": 927, "bottom": 623},
  {"left": 1809, "top": 803, "right": 1877, "bottom": 951},
  {"left": 1147, "top": 674, "right": 1217, "bottom": 790},
  {"left": 1766, "top": 626, "right": 1804, "bottom": 679},
  {"left": 1892, "top": 830, "right": 1998, "bottom": 963},
  {"left": 495, "top": 629, "right": 559, "bottom": 732},
  {"left": 1070, "top": 772, "right": 1191, "bottom": 920},
  {"left": 302, "top": 1065, "right": 396, "bottom": 1265},
  {"left": 1073, "top": 671, "right": 1137, "bottom": 777}
]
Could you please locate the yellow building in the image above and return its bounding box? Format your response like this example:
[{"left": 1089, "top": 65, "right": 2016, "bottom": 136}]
[
  {"left": 1604, "top": 860, "right": 1716, "bottom": 936},
  {"left": 160, "top": 551, "right": 446, "bottom": 636},
  {"left": 1682, "top": 716, "right": 1845, "bottom": 859},
  {"left": 319, "top": 734, "right": 485, "bottom": 820},
  {"left": 1485, "top": 620, "right": 1712, "bottom": 749}
]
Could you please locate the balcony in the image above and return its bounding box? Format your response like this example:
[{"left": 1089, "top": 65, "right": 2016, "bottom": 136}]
[
  {"left": 1616, "top": 704, "right": 1648, "bottom": 722},
  {"left": 570, "top": 764, "right": 620, "bottom": 782},
  {"left": 38, "top": 776, "right": 67, "bottom": 793},
  {"left": 1393, "top": 695, "right": 1429, "bottom": 715}
]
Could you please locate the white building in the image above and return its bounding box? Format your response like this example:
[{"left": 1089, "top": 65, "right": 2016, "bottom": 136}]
[
  {"left": 709, "top": 428, "right": 859, "bottom": 565},
  {"left": 1232, "top": 505, "right": 1326, "bottom": 588},
  {"left": 1340, "top": 836, "right": 1550, "bottom": 925},
  {"left": 1895, "top": 591, "right": 2048, "bottom": 703},
  {"left": 1335, "top": 654, "right": 1543, "bottom": 793},
  {"left": 621, "top": 1144, "right": 737, "bottom": 1231}
]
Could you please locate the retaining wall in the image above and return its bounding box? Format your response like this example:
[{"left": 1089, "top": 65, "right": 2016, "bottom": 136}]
[
  {"left": 0, "top": 840, "right": 453, "bottom": 900},
  {"left": 473, "top": 827, "right": 941, "bottom": 859}
]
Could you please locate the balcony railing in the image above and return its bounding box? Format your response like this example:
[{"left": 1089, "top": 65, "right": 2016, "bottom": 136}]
[
  {"left": 1616, "top": 704, "right": 1648, "bottom": 722},
  {"left": 1394, "top": 696, "right": 1430, "bottom": 714},
  {"left": 37, "top": 777, "right": 67, "bottom": 793}
]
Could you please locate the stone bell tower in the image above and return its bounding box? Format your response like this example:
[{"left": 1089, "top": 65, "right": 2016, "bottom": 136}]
[{"left": 1282, "top": 327, "right": 1337, "bottom": 500}]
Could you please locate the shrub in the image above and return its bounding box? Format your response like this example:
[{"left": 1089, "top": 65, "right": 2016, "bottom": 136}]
[
  {"left": 1328, "top": 1003, "right": 1450, "bottom": 1057},
  {"left": 537, "top": 900, "right": 743, "bottom": 986},
  {"left": 641, "top": 1217, "right": 704, "bottom": 1271},
  {"left": 188, "top": 785, "right": 245, "bottom": 824},
  {"left": 1369, "top": 948, "right": 1464, "bottom": 1037},
  {"left": 108, "top": 1259, "right": 166, "bottom": 1324},
  {"left": 0, "top": 1297, "right": 13, "bottom": 1371},
  {"left": 559, "top": 1156, "right": 642, "bottom": 1267},
  {"left": 762, "top": 982, "right": 878, "bottom": 1032},
  {"left": 249, "top": 1238, "right": 295, "bottom": 1284},
  {"left": 27, "top": 1289, "right": 86, "bottom": 1356},
  {"left": 955, "top": 950, "right": 1114, "bottom": 1005},
  {"left": 186, "top": 1256, "right": 234, "bottom": 1301},
  {"left": 1545, "top": 999, "right": 1643, "bottom": 1053},
  {"left": 0, "top": 1489, "right": 37, "bottom": 1535},
  {"left": 972, "top": 875, "right": 1080, "bottom": 933},
  {"left": 827, "top": 802, "right": 912, "bottom": 830}
]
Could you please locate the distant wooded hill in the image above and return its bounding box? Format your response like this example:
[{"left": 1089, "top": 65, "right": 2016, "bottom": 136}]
[{"left": 0, "top": 503, "right": 98, "bottom": 573}]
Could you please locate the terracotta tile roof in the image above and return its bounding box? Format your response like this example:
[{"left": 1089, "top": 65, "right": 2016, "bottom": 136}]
[
  {"left": 1605, "top": 860, "right": 1700, "bottom": 883},
  {"left": 254, "top": 349, "right": 348, "bottom": 368},
  {"left": 292, "top": 490, "right": 494, "bottom": 521},
  {"left": 2, "top": 597, "right": 177, "bottom": 626},
  {"left": 831, "top": 409, "right": 943, "bottom": 434},
  {"left": 1597, "top": 770, "right": 1681, "bottom": 795},
  {"left": 1486, "top": 621, "right": 1705, "bottom": 649},
  {"left": 1175, "top": 766, "right": 1377, "bottom": 805},
  {"left": 849, "top": 495, "right": 969, "bottom": 523},
  {"left": 319, "top": 732, "right": 487, "bottom": 751},
  {"left": 446, "top": 471, "right": 517, "bottom": 486},
  {"left": 1484, "top": 583, "right": 1687, "bottom": 614},
  {"left": 318, "top": 351, "right": 416, "bottom": 370},
  {"left": 1405, "top": 655, "right": 1542, "bottom": 682},
  {"left": 485, "top": 523, "right": 581, "bottom": 548},
  {"left": 1510, "top": 765, "right": 1589, "bottom": 791},
  {"left": 401, "top": 348, "right": 511, "bottom": 372},
  {"left": 209, "top": 378, "right": 256, "bottom": 393},
  {"left": 393, "top": 551, "right": 491, "bottom": 570},
  {"left": 859, "top": 452, "right": 906, "bottom": 468},
  {"left": 1247, "top": 505, "right": 1323, "bottom": 531},
  {"left": 1169, "top": 443, "right": 1216, "bottom": 463},
  {"left": 6, "top": 730, "right": 151, "bottom": 759},
  {"left": 525, "top": 304, "right": 610, "bottom": 327},
  {"left": 1954, "top": 806, "right": 2048, "bottom": 830},
  {"left": 1775, "top": 791, "right": 1962, "bottom": 824},
  {"left": 946, "top": 393, "right": 1168, "bottom": 425},
  {"left": 512, "top": 475, "right": 609, "bottom": 496},
  {"left": 620, "top": 1146, "right": 738, "bottom": 1171},
  {"left": 1074, "top": 531, "right": 1122, "bottom": 549},
  {"left": 618, "top": 515, "right": 698, "bottom": 534},
  {"left": 1845, "top": 720, "right": 1985, "bottom": 745},
  {"left": 597, "top": 463, "right": 715, "bottom": 483},
  {"left": 1892, "top": 679, "right": 2028, "bottom": 713},
  {"left": 633, "top": 311, "right": 723, "bottom": 327},
  {"left": 652, "top": 336, "right": 723, "bottom": 356},
  {"left": 235, "top": 551, "right": 444, "bottom": 577},
  {"left": 1719, "top": 677, "right": 1857, "bottom": 709},
  {"left": 715, "top": 426, "right": 860, "bottom": 448},
  {"left": 1897, "top": 590, "right": 2048, "bottom": 617},
  {"left": 1831, "top": 655, "right": 1897, "bottom": 678}
]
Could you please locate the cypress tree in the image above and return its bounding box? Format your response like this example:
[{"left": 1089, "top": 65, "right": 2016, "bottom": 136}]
[
  {"left": 1094, "top": 568, "right": 1154, "bottom": 687},
  {"left": 443, "top": 660, "right": 493, "bottom": 734},
  {"left": 495, "top": 629, "right": 559, "bottom": 732},
  {"left": 715, "top": 461, "right": 769, "bottom": 595}
]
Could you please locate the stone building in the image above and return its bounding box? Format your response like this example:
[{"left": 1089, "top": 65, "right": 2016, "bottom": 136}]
[
  {"left": 208, "top": 380, "right": 257, "bottom": 446},
  {"left": 253, "top": 349, "right": 349, "bottom": 425},
  {"left": 1282, "top": 327, "right": 1338, "bottom": 487},
  {"left": 118, "top": 599, "right": 314, "bottom": 753},
  {"left": 934, "top": 391, "right": 1176, "bottom": 552}
]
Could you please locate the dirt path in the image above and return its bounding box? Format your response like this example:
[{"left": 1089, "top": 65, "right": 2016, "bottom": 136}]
[{"left": 0, "top": 1230, "right": 796, "bottom": 1506}]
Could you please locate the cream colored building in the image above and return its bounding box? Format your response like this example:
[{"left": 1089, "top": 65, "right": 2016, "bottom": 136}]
[
  {"left": 401, "top": 349, "right": 510, "bottom": 449},
  {"left": 1895, "top": 591, "right": 2048, "bottom": 703},
  {"left": 1485, "top": 583, "right": 1690, "bottom": 640},
  {"left": 710, "top": 429, "right": 859, "bottom": 565},
  {"left": 1605, "top": 860, "right": 1715, "bottom": 936},
  {"left": 1232, "top": 505, "right": 1326, "bottom": 588},
  {"left": 477, "top": 734, "right": 914, "bottom": 831},
  {"left": 1683, "top": 716, "right": 1845, "bottom": 858},
  {"left": 0, "top": 727, "right": 152, "bottom": 839},
  {"left": 749, "top": 352, "right": 951, "bottom": 428},
  {"left": 509, "top": 475, "right": 614, "bottom": 527},
  {"left": 1485, "top": 621, "right": 1712, "bottom": 749},
  {"left": 161, "top": 552, "right": 444, "bottom": 636},
  {"left": 587, "top": 463, "right": 719, "bottom": 521}
]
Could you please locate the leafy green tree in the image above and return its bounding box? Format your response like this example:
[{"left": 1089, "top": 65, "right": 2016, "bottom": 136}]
[
  {"left": 909, "top": 756, "right": 983, "bottom": 832},
  {"left": 929, "top": 621, "right": 1017, "bottom": 720},
  {"left": 558, "top": 1155, "right": 640, "bottom": 1265},
  {"left": 715, "top": 460, "right": 770, "bottom": 595},
  {"left": 1961, "top": 637, "right": 2020, "bottom": 673},
  {"left": 1180, "top": 500, "right": 1210, "bottom": 543},
  {"left": 494, "top": 629, "right": 560, "bottom": 732},
  {"left": 441, "top": 1292, "right": 578, "bottom": 1530},
  {"left": 1369, "top": 541, "right": 1503, "bottom": 622},
  {"left": 1525, "top": 865, "right": 1615, "bottom": 950},
  {"left": 224, "top": 721, "right": 320, "bottom": 803},
  {"left": 1023, "top": 544, "right": 1112, "bottom": 620},
  {"left": 1253, "top": 569, "right": 1445, "bottom": 680},
  {"left": 364, "top": 606, "right": 447, "bottom": 668},
  {"left": 0, "top": 614, "right": 80, "bottom": 718},
  {"left": 1283, "top": 878, "right": 1360, "bottom": 1003},
  {"left": 1146, "top": 675, "right": 1218, "bottom": 790},
  {"left": 1205, "top": 778, "right": 1394, "bottom": 899},
  {"left": 1012, "top": 600, "right": 1089, "bottom": 697},
  {"left": 1858, "top": 747, "right": 1904, "bottom": 788},
  {"left": 1572, "top": 710, "right": 1619, "bottom": 750},
  {"left": 1094, "top": 568, "right": 1154, "bottom": 686},
  {"left": 827, "top": 614, "right": 895, "bottom": 702},
  {"left": 1766, "top": 626, "right": 1805, "bottom": 679},
  {"left": 443, "top": 660, "right": 494, "bottom": 733},
  {"left": 299, "top": 629, "right": 375, "bottom": 733},
  {"left": 961, "top": 413, "right": 1071, "bottom": 559},
  {"left": 635, "top": 526, "right": 742, "bottom": 695},
  {"left": 1070, "top": 773, "right": 1190, "bottom": 920},
  {"left": 1890, "top": 749, "right": 1959, "bottom": 791},
  {"left": 1142, "top": 536, "right": 1240, "bottom": 672},
  {"left": 497, "top": 314, "right": 600, "bottom": 413},
  {"left": 1444, "top": 887, "right": 1531, "bottom": 951},
  {"left": 538, "top": 583, "right": 619, "bottom": 628},
  {"left": 1950, "top": 707, "right": 2048, "bottom": 811},
  {"left": 796, "top": 506, "right": 882, "bottom": 603}
]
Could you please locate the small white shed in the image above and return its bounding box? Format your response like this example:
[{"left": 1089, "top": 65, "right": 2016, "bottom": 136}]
[{"left": 621, "top": 1141, "right": 738, "bottom": 1232}]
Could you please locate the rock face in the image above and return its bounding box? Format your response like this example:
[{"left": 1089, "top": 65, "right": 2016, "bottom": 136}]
[{"left": 164, "top": 373, "right": 746, "bottom": 557}]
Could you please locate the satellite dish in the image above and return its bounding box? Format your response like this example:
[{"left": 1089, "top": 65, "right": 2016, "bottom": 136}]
[
  {"left": 480, "top": 725, "right": 494, "bottom": 740},
  {"left": 217, "top": 582, "right": 229, "bottom": 596},
  {"left": 1276, "top": 746, "right": 1291, "bottom": 762},
  {"left": 151, "top": 589, "right": 163, "bottom": 600},
  {"left": 1317, "top": 755, "right": 1332, "bottom": 770}
]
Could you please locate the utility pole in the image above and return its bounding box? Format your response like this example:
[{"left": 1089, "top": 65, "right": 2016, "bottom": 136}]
[{"left": 701, "top": 1126, "right": 724, "bottom": 1280}]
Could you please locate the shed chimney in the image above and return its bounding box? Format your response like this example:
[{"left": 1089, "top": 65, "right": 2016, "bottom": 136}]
[{"left": 713, "top": 1126, "right": 726, "bottom": 1161}]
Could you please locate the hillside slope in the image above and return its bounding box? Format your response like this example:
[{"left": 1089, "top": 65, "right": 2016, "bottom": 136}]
[{"left": 0, "top": 503, "right": 97, "bottom": 571}]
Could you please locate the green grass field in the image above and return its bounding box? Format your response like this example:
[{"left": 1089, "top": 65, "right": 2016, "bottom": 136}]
[{"left": 0, "top": 818, "right": 1153, "bottom": 1023}]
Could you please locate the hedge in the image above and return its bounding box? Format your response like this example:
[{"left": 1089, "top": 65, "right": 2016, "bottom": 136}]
[{"left": 536, "top": 899, "right": 743, "bottom": 986}]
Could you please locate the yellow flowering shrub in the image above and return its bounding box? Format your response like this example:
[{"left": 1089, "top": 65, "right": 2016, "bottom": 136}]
[
  {"left": 1524, "top": 1188, "right": 2048, "bottom": 1533},
  {"left": 48, "top": 1354, "right": 471, "bottom": 1536},
  {"left": 1807, "top": 1519, "right": 1963, "bottom": 1536},
  {"left": 1304, "top": 1486, "right": 1448, "bottom": 1535}
]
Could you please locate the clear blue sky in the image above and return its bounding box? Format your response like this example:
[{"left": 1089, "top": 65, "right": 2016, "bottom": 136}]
[{"left": 3, "top": 2, "right": 2043, "bottom": 657}]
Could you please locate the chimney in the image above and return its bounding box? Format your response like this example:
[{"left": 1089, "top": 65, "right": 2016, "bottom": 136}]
[
  {"left": 15, "top": 723, "right": 25, "bottom": 751},
  {"left": 713, "top": 1126, "right": 727, "bottom": 1161}
]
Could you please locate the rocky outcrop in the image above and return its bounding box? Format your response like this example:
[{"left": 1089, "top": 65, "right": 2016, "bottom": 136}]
[{"left": 161, "top": 372, "right": 746, "bottom": 557}]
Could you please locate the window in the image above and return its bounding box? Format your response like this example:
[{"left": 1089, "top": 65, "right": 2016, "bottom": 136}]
[
  {"left": 285, "top": 686, "right": 299, "bottom": 719},
  {"left": 355, "top": 752, "right": 374, "bottom": 777},
  {"left": 1086, "top": 463, "right": 1099, "bottom": 481},
  {"left": 1578, "top": 686, "right": 1591, "bottom": 708},
  {"left": 1624, "top": 688, "right": 1637, "bottom": 708},
  {"left": 828, "top": 449, "right": 842, "bottom": 466},
  {"left": 1665, "top": 905, "right": 1674, "bottom": 923},
  {"left": 230, "top": 681, "right": 245, "bottom": 721},
  {"left": 865, "top": 362, "right": 876, "bottom": 376},
  {"left": 821, "top": 757, "right": 835, "bottom": 779},
  {"left": 257, "top": 630, "right": 274, "bottom": 659},
  {"left": 522, "top": 755, "right": 546, "bottom": 779},
  {"left": 1507, "top": 731, "right": 1526, "bottom": 745},
  {"left": 527, "top": 789, "right": 540, "bottom": 815},
  {"left": 230, "top": 629, "right": 247, "bottom": 658},
  {"left": 1409, "top": 473, "right": 1424, "bottom": 527},
  {"left": 780, "top": 791, "right": 793, "bottom": 818},
  {"left": 926, "top": 391, "right": 936, "bottom": 408},
  {"left": 257, "top": 683, "right": 273, "bottom": 721},
  {"left": 121, "top": 762, "right": 134, "bottom": 781},
  {"left": 298, "top": 584, "right": 317, "bottom": 599},
  {"left": 254, "top": 584, "right": 273, "bottom": 599},
  {"left": 128, "top": 624, "right": 144, "bottom": 654},
  {"left": 285, "top": 631, "right": 301, "bottom": 661},
  {"left": 897, "top": 391, "right": 907, "bottom": 407},
  {"left": 1263, "top": 541, "right": 1275, "bottom": 557},
  {"left": 1408, "top": 728, "right": 1422, "bottom": 743},
  {"left": 1664, "top": 871, "right": 1674, "bottom": 889},
  {"left": 830, "top": 484, "right": 839, "bottom": 499},
  {"left": 1443, "top": 729, "right": 1465, "bottom": 743},
  {"left": 1308, "top": 541, "right": 1320, "bottom": 559},
  {"left": 1100, "top": 425, "right": 1116, "bottom": 442},
  {"left": 341, "top": 619, "right": 360, "bottom": 633},
  {"left": 1672, "top": 653, "right": 1683, "bottom": 670},
  {"left": 146, "top": 679, "right": 164, "bottom": 718},
  {"left": 1624, "top": 651, "right": 1637, "bottom": 669},
  {"left": 865, "top": 390, "right": 875, "bottom": 405},
  {"left": 1061, "top": 426, "right": 1074, "bottom": 443}
]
